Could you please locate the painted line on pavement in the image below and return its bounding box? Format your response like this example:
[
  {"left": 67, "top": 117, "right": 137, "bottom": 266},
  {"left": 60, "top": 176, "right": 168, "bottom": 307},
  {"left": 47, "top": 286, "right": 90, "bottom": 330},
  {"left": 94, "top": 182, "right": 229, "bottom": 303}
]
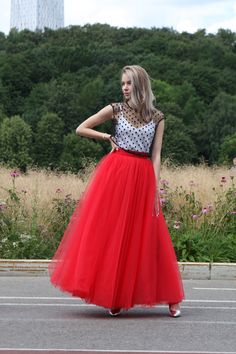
[
  {"left": 0, "top": 302, "right": 236, "bottom": 311},
  {"left": 0, "top": 297, "right": 81, "bottom": 300},
  {"left": 0, "top": 318, "right": 236, "bottom": 325},
  {"left": 193, "top": 288, "right": 236, "bottom": 291},
  {"left": 0, "top": 350, "right": 236, "bottom": 353},
  {"left": 0, "top": 297, "right": 236, "bottom": 303},
  {"left": 184, "top": 299, "right": 236, "bottom": 303},
  {"left": 0, "top": 302, "right": 236, "bottom": 310}
]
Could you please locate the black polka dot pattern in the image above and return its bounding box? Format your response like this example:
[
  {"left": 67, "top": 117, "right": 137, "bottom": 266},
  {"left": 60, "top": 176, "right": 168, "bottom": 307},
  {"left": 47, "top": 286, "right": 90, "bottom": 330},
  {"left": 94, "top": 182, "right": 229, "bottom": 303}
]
[{"left": 110, "top": 102, "right": 164, "bottom": 153}]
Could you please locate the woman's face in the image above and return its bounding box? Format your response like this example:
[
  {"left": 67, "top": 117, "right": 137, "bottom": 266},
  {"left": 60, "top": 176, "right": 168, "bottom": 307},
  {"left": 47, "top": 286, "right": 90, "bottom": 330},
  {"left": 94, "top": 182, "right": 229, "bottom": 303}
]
[{"left": 121, "top": 72, "right": 132, "bottom": 100}]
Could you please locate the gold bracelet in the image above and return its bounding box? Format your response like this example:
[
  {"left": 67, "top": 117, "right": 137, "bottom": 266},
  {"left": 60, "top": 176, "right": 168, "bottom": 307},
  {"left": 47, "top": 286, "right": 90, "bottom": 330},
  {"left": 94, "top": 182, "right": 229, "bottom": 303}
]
[{"left": 103, "top": 133, "right": 111, "bottom": 140}]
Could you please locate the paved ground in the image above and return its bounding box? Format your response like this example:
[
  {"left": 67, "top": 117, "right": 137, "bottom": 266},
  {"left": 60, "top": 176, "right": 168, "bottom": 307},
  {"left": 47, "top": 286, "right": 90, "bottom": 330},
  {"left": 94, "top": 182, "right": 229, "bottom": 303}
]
[{"left": 0, "top": 277, "right": 235, "bottom": 354}]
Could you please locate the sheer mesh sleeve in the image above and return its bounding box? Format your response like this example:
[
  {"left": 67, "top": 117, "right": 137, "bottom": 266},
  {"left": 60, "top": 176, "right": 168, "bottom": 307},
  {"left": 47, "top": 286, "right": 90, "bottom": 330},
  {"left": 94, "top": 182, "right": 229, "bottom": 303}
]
[
  {"left": 110, "top": 103, "right": 121, "bottom": 120},
  {"left": 153, "top": 109, "right": 164, "bottom": 126}
]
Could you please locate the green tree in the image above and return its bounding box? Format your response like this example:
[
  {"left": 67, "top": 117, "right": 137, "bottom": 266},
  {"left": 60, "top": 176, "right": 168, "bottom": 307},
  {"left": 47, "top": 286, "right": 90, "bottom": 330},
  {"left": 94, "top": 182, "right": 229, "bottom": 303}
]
[
  {"left": 46, "top": 75, "right": 81, "bottom": 134},
  {"left": 77, "top": 76, "right": 106, "bottom": 119},
  {"left": 218, "top": 132, "right": 236, "bottom": 164},
  {"left": 59, "top": 132, "right": 104, "bottom": 172},
  {"left": 162, "top": 115, "right": 198, "bottom": 164},
  {"left": 0, "top": 115, "right": 32, "bottom": 171},
  {"left": 33, "top": 112, "right": 64, "bottom": 168},
  {"left": 207, "top": 92, "right": 236, "bottom": 163},
  {"left": 23, "top": 82, "right": 50, "bottom": 132}
]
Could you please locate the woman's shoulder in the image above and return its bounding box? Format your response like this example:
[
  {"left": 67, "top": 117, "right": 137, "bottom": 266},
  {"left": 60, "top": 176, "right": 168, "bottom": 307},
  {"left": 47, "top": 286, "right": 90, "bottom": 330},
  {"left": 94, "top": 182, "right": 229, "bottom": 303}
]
[
  {"left": 152, "top": 108, "right": 165, "bottom": 125},
  {"left": 110, "top": 102, "right": 122, "bottom": 119}
]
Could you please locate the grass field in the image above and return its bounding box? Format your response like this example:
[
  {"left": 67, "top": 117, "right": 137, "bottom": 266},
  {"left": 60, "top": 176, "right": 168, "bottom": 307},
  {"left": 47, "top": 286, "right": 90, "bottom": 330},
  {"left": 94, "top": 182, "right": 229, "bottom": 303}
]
[
  {"left": 0, "top": 162, "right": 235, "bottom": 261},
  {"left": 0, "top": 162, "right": 234, "bottom": 212}
]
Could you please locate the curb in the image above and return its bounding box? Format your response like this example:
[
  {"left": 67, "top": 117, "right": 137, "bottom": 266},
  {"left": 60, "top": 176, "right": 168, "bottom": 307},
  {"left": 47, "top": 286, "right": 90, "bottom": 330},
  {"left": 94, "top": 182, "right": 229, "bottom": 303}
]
[{"left": 0, "top": 259, "right": 236, "bottom": 280}]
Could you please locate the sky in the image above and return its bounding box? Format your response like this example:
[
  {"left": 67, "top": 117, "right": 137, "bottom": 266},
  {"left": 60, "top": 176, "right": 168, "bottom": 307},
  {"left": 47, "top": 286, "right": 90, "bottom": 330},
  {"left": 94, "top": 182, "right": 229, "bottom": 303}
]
[{"left": 0, "top": 0, "right": 236, "bottom": 35}]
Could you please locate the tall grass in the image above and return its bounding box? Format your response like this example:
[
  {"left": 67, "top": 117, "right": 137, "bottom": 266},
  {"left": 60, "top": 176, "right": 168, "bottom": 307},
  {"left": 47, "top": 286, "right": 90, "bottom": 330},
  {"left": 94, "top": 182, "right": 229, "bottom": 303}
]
[{"left": 0, "top": 162, "right": 235, "bottom": 261}]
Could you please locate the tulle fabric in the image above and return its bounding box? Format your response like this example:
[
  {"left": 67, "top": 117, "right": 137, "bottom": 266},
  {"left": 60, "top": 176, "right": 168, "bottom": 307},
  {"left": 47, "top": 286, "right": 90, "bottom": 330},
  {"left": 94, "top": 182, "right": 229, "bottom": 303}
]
[{"left": 49, "top": 149, "right": 184, "bottom": 309}]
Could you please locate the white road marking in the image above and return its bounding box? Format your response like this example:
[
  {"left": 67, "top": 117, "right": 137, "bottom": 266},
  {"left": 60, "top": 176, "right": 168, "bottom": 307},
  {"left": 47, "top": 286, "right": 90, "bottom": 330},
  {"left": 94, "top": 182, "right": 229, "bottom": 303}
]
[
  {"left": 0, "top": 302, "right": 236, "bottom": 312},
  {"left": 0, "top": 318, "right": 236, "bottom": 325},
  {"left": 0, "top": 297, "right": 80, "bottom": 300},
  {"left": 0, "top": 297, "right": 236, "bottom": 303},
  {"left": 193, "top": 288, "right": 236, "bottom": 291},
  {"left": 183, "top": 306, "right": 236, "bottom": 310},
  {"left": 184, "top": 300, "right": 236, "bottom": 303},
  {"left": 0, "top": 349, "right": 236, "bottom": 353}
]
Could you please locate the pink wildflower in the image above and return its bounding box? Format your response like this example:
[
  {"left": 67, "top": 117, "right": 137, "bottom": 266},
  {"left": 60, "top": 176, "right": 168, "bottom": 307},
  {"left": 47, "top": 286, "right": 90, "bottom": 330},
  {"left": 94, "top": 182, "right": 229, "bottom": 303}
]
[
  {"left": 159, "top": 188, "right": 167, "bottom": 195},
  {"left": 10, "top": 170, "right": 20, "bottom": 178},
  {"left": 230, "top": 211, "right": 236, "bottom": 215},
  {"left": 0, "top": 202, "right": 7, "bottom": 210},
  {"left": 192, "top": 214, "right": 199, "bottom": 220},
  {"left": 221, "top": 176, "right": 226, "bottom": 183},
  {"left": 202, "top": 207, "right": 209, "bottom": 214},
  {"left": 189, "top": 180, "right": 196, "bottom": 187},
  {"left": 160, "top": 179, "right": 169, "bottom": 186},
  {"left": 160, "top": 198, "right": 167, "bottom": 205},
  {"left": 56, "top": 188, "right": 63, "bottom": 193}
]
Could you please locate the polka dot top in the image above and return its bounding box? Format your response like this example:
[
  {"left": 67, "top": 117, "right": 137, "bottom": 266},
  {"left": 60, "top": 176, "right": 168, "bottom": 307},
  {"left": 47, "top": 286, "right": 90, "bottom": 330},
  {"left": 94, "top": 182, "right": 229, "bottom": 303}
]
[{"left": 110, "top": 102, "right": 164, "bottom": 153}]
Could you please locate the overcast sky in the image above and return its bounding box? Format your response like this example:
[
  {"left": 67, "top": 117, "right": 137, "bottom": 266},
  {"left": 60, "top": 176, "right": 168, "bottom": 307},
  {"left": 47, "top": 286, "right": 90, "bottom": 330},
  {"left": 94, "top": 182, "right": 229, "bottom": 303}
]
[{"left": 0, "top": 0, "right": 236, "bottom": 35}]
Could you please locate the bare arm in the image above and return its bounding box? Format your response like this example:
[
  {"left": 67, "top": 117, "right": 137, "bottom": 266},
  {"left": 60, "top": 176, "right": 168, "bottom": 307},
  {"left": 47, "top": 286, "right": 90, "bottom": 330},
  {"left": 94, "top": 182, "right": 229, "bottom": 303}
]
[
  {"left": 151, "top": 119, "right": 165, "bottom": 188},
  {"left": 76, "top": 105, "right": 113, "bottom": 141}
]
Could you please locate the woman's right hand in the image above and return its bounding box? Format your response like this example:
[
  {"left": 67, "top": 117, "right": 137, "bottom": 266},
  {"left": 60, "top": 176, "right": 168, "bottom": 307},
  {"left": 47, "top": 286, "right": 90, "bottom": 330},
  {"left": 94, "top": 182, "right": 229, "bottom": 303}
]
[{"left": 153, "top": 188, "right": 160, "bottom": 217}]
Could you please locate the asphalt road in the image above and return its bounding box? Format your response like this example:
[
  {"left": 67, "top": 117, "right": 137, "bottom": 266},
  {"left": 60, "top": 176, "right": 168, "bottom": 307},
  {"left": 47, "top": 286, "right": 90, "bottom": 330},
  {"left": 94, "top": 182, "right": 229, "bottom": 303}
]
[{"left": 0, "top": 276, "right": 235, "bottom": 354}]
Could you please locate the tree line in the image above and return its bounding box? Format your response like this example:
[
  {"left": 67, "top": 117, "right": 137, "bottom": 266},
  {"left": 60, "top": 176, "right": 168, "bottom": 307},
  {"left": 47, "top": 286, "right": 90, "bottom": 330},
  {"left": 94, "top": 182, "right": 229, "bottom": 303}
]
[{"left": 0, "top": 24, "right": 235, "bottom": 172}]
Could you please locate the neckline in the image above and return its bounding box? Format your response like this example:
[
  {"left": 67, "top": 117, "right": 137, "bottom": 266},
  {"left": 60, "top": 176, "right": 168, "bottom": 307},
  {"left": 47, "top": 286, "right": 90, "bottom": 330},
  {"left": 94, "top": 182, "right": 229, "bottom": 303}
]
[
  {"left": 124, "top": 101, "right": 137, "bottom": 112},
  {"left": 119, "top": 115, "right": 154, "bottom": 129}
]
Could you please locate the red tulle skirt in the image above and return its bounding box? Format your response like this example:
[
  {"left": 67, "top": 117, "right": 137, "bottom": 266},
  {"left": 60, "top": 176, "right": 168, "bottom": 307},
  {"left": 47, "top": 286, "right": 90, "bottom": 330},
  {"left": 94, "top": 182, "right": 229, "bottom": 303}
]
[{"left": 49, "top": 148, "right": 184, "bottom": 309}]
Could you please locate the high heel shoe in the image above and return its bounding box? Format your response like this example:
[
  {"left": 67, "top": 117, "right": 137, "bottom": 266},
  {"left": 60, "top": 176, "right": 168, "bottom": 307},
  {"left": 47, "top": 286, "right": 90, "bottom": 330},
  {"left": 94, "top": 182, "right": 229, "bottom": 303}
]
[
  {"left": 169, "top": 304, "right": 181, "bottom": 318},
  {"left": 109, "top": 308, "right": 122, "bottom": 316}
]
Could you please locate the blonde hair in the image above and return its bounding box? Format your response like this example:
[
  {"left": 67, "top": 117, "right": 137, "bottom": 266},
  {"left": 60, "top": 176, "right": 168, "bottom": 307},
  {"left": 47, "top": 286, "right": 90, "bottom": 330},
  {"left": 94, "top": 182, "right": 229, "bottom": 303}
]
[{"left": 121, "top": 65, "right": 156, "bottom": 122}]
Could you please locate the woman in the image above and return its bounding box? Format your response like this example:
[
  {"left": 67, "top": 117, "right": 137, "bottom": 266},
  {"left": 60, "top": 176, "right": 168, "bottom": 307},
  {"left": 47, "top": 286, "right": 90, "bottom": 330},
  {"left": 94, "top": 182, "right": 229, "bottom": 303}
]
[{"left": 49, "top": 65, "right": 184, "bottom": 317}]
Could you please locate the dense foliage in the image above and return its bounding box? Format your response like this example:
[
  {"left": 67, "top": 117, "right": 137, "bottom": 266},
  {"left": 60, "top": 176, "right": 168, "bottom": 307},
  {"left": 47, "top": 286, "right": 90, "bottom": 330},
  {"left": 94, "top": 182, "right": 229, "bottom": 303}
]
[{"left": 0, "top": 25, "right": 236, "bottom": 170}]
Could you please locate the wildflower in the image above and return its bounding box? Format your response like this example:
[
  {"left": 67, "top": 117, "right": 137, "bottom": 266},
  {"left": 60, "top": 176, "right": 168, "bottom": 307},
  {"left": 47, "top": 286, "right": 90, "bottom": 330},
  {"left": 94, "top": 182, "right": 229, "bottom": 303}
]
[
  {"left": 192, "top": 214, "right": 199, "bottom": 220},
  {"left": 159, "top": 188, "right": 167, "bottom": 195},
  {"left": 229, "top": 211, "right": 236, "bottom": 215},
  {"left": 160, "top": 198, "right": 167, "bottom": 206},
  {"left": 173, "top": 221, "right": 181, "bottom": 229},
  {"left": 189, "top": 180, "right": 196, "bottom": 187},
  {"left": 1, "top": 238, "right": 7, "bottom": 243},
  {"left": 221, "top": 176, "right": 226, "bottom": 183},
  {"left": 0, "top": 202, "right": 7, "bottom": 210},
  {"left": 12, "top": 242, "right": 18, "bottom": 248},
  {"left": 20, "top": 234, "right": 32, "bottom": 242},
  {"left": 56, "top": 188, "right": 63, "bottom": 193},
  {"left": 10, "top": 170, "right": 20, "bottom": 178},
  {"left": 64, "top": 194, "right": 74, "bottom": 205},
  {"left": 160, "top": 179, "right": 169, "bottom": 186},
  {"left": 202, "top": 207, "right": 209, "bottom": 214}
]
